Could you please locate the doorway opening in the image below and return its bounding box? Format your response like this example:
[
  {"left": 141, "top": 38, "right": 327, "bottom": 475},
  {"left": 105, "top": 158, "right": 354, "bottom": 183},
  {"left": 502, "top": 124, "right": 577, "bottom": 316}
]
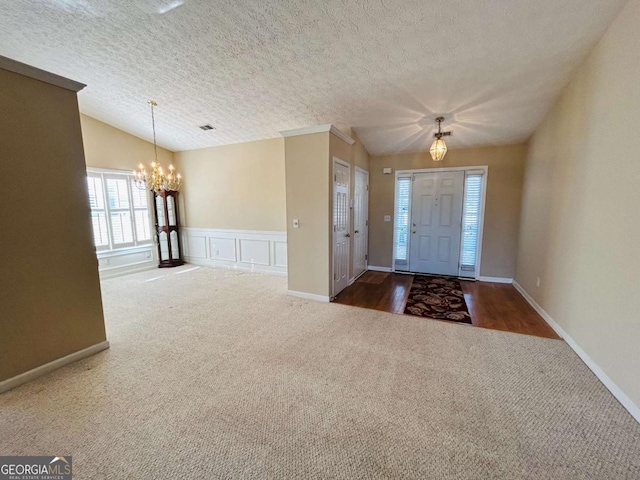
[{"left": 393, "top": 167, "right": 487, "bottom": 279}]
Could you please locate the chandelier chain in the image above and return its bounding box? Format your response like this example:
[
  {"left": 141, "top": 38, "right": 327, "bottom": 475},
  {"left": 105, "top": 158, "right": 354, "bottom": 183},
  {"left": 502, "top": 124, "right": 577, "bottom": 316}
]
[{"left": 150, "top": 100, "right": 158, "bottom": 163}]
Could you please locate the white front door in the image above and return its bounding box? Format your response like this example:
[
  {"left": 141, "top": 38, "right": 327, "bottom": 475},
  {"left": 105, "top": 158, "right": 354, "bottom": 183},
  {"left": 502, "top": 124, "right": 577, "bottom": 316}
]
[
  {"left": 333, "top": 158, "right": 350, "bottom": 296},
  {"left": 409, "top": 171, "right": 464, "bottom": 276},
  {"left": 353, "top": 168, "right": 369, "bottom": 280}
]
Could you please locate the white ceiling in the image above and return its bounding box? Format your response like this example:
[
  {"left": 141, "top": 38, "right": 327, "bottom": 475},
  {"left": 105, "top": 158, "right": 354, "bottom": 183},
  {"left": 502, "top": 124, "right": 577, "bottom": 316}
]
[{"left": 0, "top": 0, "right": 629, "bottom": 155}]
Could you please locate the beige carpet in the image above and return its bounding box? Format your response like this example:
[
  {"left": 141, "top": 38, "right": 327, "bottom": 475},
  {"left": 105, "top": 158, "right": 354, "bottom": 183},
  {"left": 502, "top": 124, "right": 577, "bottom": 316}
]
[{"left": 1, "top": 266, "right": 639, "bottom": 479}]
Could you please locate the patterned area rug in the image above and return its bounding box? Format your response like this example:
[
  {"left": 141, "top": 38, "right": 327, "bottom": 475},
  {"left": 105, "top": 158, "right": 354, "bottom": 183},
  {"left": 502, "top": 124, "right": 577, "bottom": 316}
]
[{"left": 404, "top": 275, "right": 472, "bottom": 324}]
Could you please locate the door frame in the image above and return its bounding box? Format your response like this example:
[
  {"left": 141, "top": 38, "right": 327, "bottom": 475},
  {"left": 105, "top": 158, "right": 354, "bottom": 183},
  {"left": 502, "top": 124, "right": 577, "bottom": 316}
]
[
  {"left": 392, "top": 166, "right": 488, "bottom": 279},
  {"left": 331, "top": 156, "right": 351, "bottom": 299},
  {"left": 351, "top": 166, "right": 369, "bottom": 284}
]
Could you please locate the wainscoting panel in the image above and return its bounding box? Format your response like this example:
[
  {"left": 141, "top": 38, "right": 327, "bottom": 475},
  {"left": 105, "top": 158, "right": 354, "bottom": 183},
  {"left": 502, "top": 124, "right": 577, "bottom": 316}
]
[
  {"left": 186, "top": 236, "right": 207, "bottom": 259},
  {"left": 209, "top": 237, "right": 237, "bottom": 262},
  {"left": 274, "top": 241, "right": 288, "bottom": 268},
  {"left": 239, "top": 239, "right": 271, "bottom": 266},
  {"left": 182, "top": 228, "right": 287, "bottom": 275},
  {"left": 98, "top": 245, "right": 156, "bottom": 279}
]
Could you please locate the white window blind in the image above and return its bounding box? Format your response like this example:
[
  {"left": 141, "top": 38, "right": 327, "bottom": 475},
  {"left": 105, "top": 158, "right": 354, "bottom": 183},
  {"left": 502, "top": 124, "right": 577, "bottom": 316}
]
[
  {"left": 460, "top": 174, "right": 483, "bottom": 274},
  {"left": 87, "top": 176, "right": 109, "bottom": 248},
  {"left": 86, "top": 170, "right": 152, "bottom": 252},
  {"left": 395, "top": 177, "right": 411, "bottom": 262}
]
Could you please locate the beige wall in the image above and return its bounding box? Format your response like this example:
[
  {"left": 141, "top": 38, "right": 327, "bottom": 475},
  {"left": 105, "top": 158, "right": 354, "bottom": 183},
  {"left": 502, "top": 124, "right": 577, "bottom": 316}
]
[
  {"left": 0, "top": 68, "right": 106, "bottom": 382},
  {"left": 285, "top": 132, "right": 331, "bottom": 296},
  {"left": 369, "top": 143, "right": 527, "bottom": 278},
  {"left": 515, "top": 0, "right": 640, "bottom": 407},
  {"left": 351, "top": 129, "right": 371, "bottom": 172},
  {"left": 285, "top": 128, "right": 370, "bottom": 297},
  {"left": 80, "top": 114, "right": 174, "bottom": 171},
  {"left": 174, "top": 138, "right": 286, "bottom": 232}
]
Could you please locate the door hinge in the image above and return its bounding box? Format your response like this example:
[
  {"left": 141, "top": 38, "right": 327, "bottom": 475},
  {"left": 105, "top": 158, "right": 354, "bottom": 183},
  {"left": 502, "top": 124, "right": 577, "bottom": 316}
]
[
  {"left": 365, "top": 220, "right": 368, "bottom": 226},
  {"left": 365, "top": 254, "right": 368, "bottom": 260}
]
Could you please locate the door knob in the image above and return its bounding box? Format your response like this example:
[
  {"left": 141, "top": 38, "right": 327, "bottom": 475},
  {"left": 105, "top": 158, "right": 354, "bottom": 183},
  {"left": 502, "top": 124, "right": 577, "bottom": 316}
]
[
  {"left": 345, "top": 233, "right": 351, "bottom": 237},
  {"left": 412, "top": 230, "right": 416, "bottom": 234},
  {"left": 354, "top": 230, "right": 359, "bottom": 234}
]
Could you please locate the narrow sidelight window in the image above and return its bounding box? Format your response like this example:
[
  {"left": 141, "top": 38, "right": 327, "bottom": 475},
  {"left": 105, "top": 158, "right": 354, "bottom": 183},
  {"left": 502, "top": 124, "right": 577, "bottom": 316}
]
[
  {"left": 460, "top": 173, "right": 484, "bottom": 276},
  {"left": 394, "top": 176, "right": 411, "bottom": 269}
]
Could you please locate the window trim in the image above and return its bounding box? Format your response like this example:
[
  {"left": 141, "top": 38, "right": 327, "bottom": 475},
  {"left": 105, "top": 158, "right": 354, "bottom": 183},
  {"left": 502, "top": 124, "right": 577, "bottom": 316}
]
[
  {"left": 392, "top": 166, "right": 488, "bottom": 280},
  {"left": 86, "top": 168, "right": 154, "bottom": 254}
]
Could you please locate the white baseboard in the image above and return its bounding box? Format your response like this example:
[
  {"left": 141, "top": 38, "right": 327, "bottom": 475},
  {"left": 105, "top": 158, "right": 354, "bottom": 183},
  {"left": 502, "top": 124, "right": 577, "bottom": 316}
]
[
  {"left": 368, "top": 265, "right": 393, "bottom": 272},
  {"left": 287, "top": 290, "right": 330, "bottom": 302},
  {"left": 0, "top": 341, "right": 110, "bottom": 394},
  {"left": 479, "top": 276, "right": 514, "bottom": 284},
  {"left": 512, "top": 281, "right": 640, "bottom": 424}
]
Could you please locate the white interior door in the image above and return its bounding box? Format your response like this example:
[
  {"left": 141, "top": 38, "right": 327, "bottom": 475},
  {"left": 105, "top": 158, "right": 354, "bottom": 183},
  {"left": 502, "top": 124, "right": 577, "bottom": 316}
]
[
  {"left": 353, "top": 168, "right": 369, "bottom": 280},
  {"left": 409, "top": 171, "right": 464, "bottom": 276},
  {"left": 333, "top": 158, "right": 350, "bottom": 296}
]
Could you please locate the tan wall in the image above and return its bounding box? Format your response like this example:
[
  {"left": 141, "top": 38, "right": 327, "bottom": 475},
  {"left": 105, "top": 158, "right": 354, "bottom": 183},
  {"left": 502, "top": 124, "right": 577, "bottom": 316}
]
[
  {"left": 80, "top": 114, "right": 174, "bottom": 171},
  {"left": 174, "top": 138, "right": 286, "bottom": 232},
  {"left": 515, "top": 0, "right": 640, "bottom": 407},
  {"left": 285, "top": 132, "right": 331, "bottom": 296},
  {"left": 369, "top": 143, "right": 527, "bottom": 278},
  {"left": 285, "top": 128, "right": 368, "bottom": 297},
  {"left": 351, "top": 129, "right": 371, "bottom": 172},
  {"left": 0, "top": 68, "right": 106, "bottom": 382}
]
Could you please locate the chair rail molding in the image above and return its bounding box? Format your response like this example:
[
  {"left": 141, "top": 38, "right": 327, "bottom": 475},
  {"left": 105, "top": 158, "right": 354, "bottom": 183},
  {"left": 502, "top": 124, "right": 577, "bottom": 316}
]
[{"left": 182, "top": 227, "right": 287, "bottom": 275}]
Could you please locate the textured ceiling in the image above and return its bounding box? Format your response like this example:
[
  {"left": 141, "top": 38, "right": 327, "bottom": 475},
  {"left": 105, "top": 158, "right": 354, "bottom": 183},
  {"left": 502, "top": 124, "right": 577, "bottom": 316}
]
[{"left": 0, "top": 0, "right": 629, "bottom": 155}]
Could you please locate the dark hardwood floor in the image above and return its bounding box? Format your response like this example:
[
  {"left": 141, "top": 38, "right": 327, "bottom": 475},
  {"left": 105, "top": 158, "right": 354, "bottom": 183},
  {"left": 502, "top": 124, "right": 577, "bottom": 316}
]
[{"left": 334, "top": 271, "right": 560, "bottom": 339}]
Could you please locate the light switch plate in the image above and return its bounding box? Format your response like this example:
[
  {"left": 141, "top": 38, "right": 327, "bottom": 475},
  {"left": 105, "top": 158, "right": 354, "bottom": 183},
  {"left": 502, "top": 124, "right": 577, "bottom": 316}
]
[
  {"left": 384, "top": 215, "right": 391, "bottom": 222},
  {"left": 383, "top": 168, "right": 392, "bottom": 174},
  {"left": 293, "top": 219, "right": 299, "bottom": 229}
]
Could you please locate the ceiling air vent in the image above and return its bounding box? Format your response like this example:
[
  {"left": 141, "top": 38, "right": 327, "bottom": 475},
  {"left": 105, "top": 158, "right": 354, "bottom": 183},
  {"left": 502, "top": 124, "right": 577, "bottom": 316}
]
[{"left": 199, "top": 124, "right": 215, "bottom": 131}]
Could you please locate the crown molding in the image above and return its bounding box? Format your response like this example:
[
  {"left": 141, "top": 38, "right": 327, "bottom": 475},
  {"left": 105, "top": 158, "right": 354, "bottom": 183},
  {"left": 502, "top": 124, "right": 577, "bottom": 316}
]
[
  {"left": 280, "top": 124, "right": 355, "bottom": 145},
  {"left": 0, "top": 56, "right": 86, "bottom": 92}
]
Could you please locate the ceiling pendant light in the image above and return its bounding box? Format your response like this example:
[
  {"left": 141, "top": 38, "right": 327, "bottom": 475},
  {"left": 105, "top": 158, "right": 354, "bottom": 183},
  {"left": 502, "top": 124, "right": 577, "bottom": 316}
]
[
  {"left": 133, "top": 100, "right": 183, "bottom": 193},
  {"left": 430, "top": 116, "right": 452, "bottom": 162}
]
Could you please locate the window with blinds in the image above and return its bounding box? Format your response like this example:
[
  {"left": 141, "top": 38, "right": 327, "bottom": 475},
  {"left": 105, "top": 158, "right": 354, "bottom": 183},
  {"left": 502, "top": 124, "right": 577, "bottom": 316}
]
[
  {"left": 394, "top": 176, "right": 411, "bottom": 267},
  {"left": 86, "top": 170, "right": 152, "bottom": 252},
  {"left": 460, "top": 173, "right": 484, "bottom": 275}
]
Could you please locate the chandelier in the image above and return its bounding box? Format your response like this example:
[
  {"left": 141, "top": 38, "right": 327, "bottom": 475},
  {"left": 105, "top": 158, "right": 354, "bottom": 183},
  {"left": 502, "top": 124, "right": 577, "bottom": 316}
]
[
  {"left": 133, "top": 100, "right": 182, "bottom": 193},
  {"left": 429, "top": 116, "right": 452, "bottom": 162}
]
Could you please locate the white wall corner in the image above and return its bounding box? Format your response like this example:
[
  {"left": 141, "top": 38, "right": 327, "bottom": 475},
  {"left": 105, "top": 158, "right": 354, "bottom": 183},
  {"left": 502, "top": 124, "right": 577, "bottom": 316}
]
[
  {"left": 512, "top": 281, "right": 640, "bottom": 425},
  {"left": 0, "top": 341, "right": 110, "bottom": 394}
]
